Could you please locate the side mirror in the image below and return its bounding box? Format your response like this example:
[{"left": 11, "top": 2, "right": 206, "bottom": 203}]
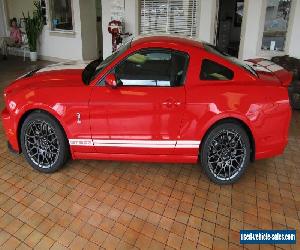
[{"left": 105, "top": 73, "right": 118, "bottom": 88}]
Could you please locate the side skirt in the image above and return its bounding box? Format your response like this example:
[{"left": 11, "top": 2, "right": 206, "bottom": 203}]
[{"left": 72, "top": 152, "right": 198, "bottom": 164}]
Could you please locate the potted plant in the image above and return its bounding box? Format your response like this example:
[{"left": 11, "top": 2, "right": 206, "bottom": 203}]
[{"left": 23, "top": 1, "right": 44, "bottom": 61}]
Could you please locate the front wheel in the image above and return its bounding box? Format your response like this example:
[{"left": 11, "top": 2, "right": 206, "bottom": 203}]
[
  {"left": 200, "top": 122, "right": 251, "bottom": 184},
  {"left": 20, "top": 111, "right": 69, "bottom": 173}
]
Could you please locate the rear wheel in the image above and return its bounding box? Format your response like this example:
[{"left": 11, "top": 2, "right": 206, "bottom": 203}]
[
  {"left": 20, "top": 112, "right": 69, "bottom": 173},
  {"left": 200, "top": 122, "right": 250, "bottom": 184}
]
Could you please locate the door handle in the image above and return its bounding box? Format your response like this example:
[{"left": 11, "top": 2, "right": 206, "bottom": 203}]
[
  {"left": 174, "top": 102, "right": 181, "bottom": 107},
  {"left": 162, "top": 101, "right": 173, "bottom": 108},
  {"left": 162, "top": 99, "right": 181, "bottom": 108}
]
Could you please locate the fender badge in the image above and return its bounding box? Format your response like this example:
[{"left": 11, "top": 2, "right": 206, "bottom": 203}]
[{"left": 76, "top": 113, "right": 81, "bottom": 124}]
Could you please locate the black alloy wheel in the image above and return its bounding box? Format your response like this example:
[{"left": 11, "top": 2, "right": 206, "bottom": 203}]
[
  {"left": 20, "top": 111, "right": 69, "bottom": 173},
  {"left": 200, "top": 122, "right": 250, "bottom": 184}
]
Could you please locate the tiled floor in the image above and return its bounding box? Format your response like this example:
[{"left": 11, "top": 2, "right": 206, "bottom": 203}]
[{"left": 0, "top": 56, "right": 299, "bottom": 250}]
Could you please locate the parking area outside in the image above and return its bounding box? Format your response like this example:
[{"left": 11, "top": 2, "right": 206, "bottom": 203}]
[{"left": 0, "top": 57, "right": 299, "bottom": 249}]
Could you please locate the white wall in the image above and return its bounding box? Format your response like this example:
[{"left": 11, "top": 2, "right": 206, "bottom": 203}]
[
  {"left": 101, "top": 0, "right": 111, "bottom": 59},
  {"left": 1, "top": 0, "right": 84, "bottom": 61},
  {"left": 198, "top": 0, "right": 217, "bottom": 43},
  {"left": 287, "top": 0, "right": 300, "bottom": 58},
  {"left": 102, "top": 0, "right": 138, "bottom": 59},
  {"left": 239, "top": 0, "right": 264, "bottom": 59},
  {"left": 5, "top": 0, "right": 35, "bottom": 19},
  {"left": 124, "top": 0, "right": 139, "bottom": 37},
  {"left": 80, "top": 0, "right": 98, "bottom": 60},
  {"left": 40, "top": 0, "right": 102, "bottom": 61},
  {"left": 39, "top": 0, "right": 83, "bottom": 61},
  {"left": 0, "top": 0, "right": 8, "bottom": 36}
]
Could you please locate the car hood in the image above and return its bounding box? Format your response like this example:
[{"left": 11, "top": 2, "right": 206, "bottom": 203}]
[{"left": 5, "top": 61, "right": 90, "bottom": 96}]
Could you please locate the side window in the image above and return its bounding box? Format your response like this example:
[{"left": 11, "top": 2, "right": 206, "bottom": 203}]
[
  {"left": 200, "top": 59, "right": 234, "bottom": 80},
  {"left": 115, "top": 50, "right": 188, "bottom": 87}
]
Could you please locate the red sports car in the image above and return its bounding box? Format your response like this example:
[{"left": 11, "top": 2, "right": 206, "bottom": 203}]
[{"left": 2, "top": 36, "right": 292, "bottom": 184}]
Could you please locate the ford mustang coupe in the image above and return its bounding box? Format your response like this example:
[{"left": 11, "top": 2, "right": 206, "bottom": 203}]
[{"left": 2, "top": 36, "right": 292, "bottom": 184}]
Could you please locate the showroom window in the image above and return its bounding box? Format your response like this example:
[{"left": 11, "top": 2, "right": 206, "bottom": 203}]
[
  {"left": 200, "top": 59, "right": 234, "bottom": 81},
  {"left": 140, "top": 0, "right": 199, "bottom": 37},
  {"left": 50, "top": 0, "right": 73, "bottom": 31},
  {"left": 261, "top": 0, "right": 291, "bottom": 51},
  {"left": 115, "top": 49, "right": 188, "bottom": 87}
]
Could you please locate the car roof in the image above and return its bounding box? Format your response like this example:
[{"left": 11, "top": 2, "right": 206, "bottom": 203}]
[{"left": 131, "top": 35, "right": 204, "bottom": 49}]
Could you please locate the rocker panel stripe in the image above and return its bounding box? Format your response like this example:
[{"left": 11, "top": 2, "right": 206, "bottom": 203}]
[{"left": 69, "top": 139, "right": 200, "bottom": 148}]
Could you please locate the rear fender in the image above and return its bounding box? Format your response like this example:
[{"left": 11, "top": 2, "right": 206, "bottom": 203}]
[{"left": 246, "top": 58, "right": 293, "bottom": 86}]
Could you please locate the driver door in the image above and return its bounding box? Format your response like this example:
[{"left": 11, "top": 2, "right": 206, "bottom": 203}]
[{"left": 89, "top": 48, "right": 188, "bottom": 155}]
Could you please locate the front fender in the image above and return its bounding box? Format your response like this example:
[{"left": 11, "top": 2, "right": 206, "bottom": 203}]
[
  {"left": 16, "top": 103, "right": 71, "bottom": 136},
  {"left": 5, "top": 102, "right": 70, "bottom": 152}
]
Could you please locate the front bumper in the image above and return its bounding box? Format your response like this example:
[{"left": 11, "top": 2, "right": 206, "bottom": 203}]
[{"left": 1, "top": 107, "right": 20, "bottom": 152}]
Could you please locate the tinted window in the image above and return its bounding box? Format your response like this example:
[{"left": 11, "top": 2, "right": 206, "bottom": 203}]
[
  {"left": 204, "top": 43, "right": 257, "bottom": 77},
  {"left": 115, "top": 50, "right": 188, "bottom": 87},
  {"left": 200, "top": 59, "right": 234, "bottom": 80}
]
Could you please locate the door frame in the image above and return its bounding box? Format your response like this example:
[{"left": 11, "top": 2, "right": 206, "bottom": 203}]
[{"left": 213, "top": 0, "right": 247, "bottom": 59}]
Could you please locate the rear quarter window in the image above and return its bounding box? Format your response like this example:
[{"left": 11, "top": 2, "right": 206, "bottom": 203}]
[{"left": 200, "top": 59, "right": 234, "bottom": 81}]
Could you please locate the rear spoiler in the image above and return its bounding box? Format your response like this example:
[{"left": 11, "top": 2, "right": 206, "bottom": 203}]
[{"left": 246, "top": 58, "right": 293, "bottom": 87}]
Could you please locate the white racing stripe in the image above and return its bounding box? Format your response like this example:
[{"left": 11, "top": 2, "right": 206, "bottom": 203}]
[
  {"left": 245, "top": 60, "right": 284, "bottom": 73},
  {"left": 69, "top": 139, "right": 200, "bottom": 149},
  {"left": 176, "top": 141, "right": 200, "bottom": 145},
  {"left": 37, "top": 61, "right": 89, "bottom": 73},
  {"left": 176, "top": 140, "right": 200, "bottom": 148},
  {"left": 93, "top": 139, "right": 176, "bottom": 145},
  {"left": 266, "top": 64, "right": 284, "bottom": 72},
  {"left": 94, "top": 143, "right": 174, "bottom": 148},
  {"left": 175, "top": 144, "right": 200, "bottom": 148}
]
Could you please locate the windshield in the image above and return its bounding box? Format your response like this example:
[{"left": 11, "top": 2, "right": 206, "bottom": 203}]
[
  {"left": 82, "top": 41, "right": 131, "bottom": 85},
  {"left": 203, "top": 43, "right": 258, "bottom": 77}
]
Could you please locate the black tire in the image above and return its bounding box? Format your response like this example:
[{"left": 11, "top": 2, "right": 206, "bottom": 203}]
[
  {"left": 290, "top": 92, "right": 300, "bottom": 110},
  {"left": 288, "top": 80, "right": 300, "bottom": 110},
  {"left": 289, "top": 84, "right": 300, "bottom": 110},
  {"left": 200, "top": 122, "right": 250, "bottom": 185},
  {"left": 20, "top": 111, "right": 69, "bottom": 173}
]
